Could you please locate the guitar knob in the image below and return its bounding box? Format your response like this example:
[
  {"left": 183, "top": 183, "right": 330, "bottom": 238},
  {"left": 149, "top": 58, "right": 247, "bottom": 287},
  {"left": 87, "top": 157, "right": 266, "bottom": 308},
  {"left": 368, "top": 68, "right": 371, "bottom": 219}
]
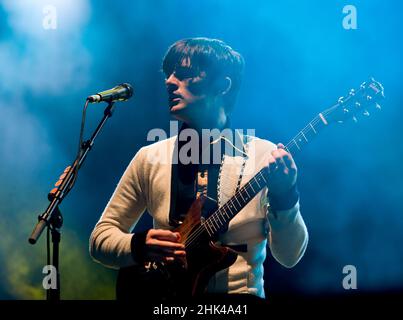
[
  {"left": 355, "top": 102, "right": 361, "bottom": 108},
  {"left": 349, "top": 89, "right": 355, "bottom": 96},
  {"left": 363, "top": 110, "right": 370, "bottom": 116},
  {"left": 366, "top": 95, "right": 372, "bottom": 101}
]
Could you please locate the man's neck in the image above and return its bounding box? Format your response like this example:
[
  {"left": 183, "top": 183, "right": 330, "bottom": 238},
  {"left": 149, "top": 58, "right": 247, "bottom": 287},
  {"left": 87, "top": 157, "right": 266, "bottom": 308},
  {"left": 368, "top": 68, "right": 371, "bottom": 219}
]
[{"left": 185, "top": 109, "right": 228, "bottom": 133}]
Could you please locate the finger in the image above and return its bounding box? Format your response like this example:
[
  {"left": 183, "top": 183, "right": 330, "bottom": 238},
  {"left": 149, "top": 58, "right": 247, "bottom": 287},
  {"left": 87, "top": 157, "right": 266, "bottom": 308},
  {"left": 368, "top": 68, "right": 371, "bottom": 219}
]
[
  {"left": 154, "top": 233, "right": 181, "bottom": 242},
  {"left": 274, "top": 154, "right": 287, "bottom": 171},
  {"left": 271, "top": 148, "right": 281, "bottom": 159},
  {"left": 277, "top": 143, "right": 294, "bottom": 161},
  {"left": 173, "top": 250, "right": 186, "bottom": 256},
  {"left": 268, "top": 159, "right": 278, "bottom": 173},
  {"left": 270, "top": 150, "right": 286, "bottom": 170},
  {"left": 277, "top": 143, "right": 286, "bottom": 149},
  {"left": 271, "top": 148, "right": 288, "bottom": 162},
  {"left": 273, "top": 147, "right": 293, "bottom": 170},
  {"left": 148, "top": 239, "right": 185, "bottom": 250},
  {"left": 151, "top": 247, "right": 186, "bottom": 257},
  {"left": 150, "top": 229, "right": 181, "bottom": 242},
  {"left": 266, "top": 154, "right": 276, "bottom": 165},
  {"left": 283, "top": 154, "right": 297, "bottom": 172},
  {"left": 274, "top": 147, "right": 289, "bottom": 158}
]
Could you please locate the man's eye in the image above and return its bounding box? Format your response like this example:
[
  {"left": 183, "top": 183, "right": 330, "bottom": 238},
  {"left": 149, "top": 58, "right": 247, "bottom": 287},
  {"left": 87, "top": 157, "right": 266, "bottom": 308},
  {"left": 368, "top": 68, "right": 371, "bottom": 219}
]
[{"left": 175, "top": 68, "right": 198, "bottom": 80}]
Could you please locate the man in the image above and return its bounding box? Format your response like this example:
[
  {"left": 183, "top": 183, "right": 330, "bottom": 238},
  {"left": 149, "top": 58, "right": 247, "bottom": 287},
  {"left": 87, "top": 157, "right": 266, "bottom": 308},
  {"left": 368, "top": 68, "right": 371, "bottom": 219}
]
[{"left": 89, "top": 37, "right": 308, "bottom": 300}]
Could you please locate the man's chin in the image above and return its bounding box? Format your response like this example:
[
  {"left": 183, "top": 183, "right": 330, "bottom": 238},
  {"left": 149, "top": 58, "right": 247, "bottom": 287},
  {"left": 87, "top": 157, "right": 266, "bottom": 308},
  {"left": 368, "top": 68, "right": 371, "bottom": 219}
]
[
  {"left": 169, "top": 105, "right": 188, "bottom": 122},
  {"left": 169, "top": 102, "right": 185, "bottom": 113}
]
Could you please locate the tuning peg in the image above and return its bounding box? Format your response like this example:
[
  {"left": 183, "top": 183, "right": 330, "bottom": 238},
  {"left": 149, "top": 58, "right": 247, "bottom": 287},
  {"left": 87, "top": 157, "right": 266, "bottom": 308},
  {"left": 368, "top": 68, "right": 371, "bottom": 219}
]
[{"left": 363, "top": 110, "right": 370, "bottom": 116}]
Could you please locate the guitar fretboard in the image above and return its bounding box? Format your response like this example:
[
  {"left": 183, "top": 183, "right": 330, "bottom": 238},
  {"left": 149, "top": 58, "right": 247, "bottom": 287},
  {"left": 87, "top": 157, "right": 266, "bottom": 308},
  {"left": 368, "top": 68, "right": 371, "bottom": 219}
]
[
  {"left": 202, "top": 168, "right": 268, "bottom": 236},
  {"left": 284, "top": 112, "right": 329, "bottom": 154}
]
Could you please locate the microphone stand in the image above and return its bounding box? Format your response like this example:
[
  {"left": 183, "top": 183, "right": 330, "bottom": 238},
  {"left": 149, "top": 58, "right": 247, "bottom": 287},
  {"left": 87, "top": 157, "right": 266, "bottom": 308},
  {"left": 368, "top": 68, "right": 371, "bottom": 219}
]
[{"left": 28, "top": 101, "right": 116, "bottom": 301}]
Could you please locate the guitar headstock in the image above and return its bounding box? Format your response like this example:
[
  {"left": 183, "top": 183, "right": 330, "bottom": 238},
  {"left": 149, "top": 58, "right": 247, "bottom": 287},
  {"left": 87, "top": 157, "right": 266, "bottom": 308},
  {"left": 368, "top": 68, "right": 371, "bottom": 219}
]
[{"left": 321, "top": 77, "right": 384, "bottom": 124}]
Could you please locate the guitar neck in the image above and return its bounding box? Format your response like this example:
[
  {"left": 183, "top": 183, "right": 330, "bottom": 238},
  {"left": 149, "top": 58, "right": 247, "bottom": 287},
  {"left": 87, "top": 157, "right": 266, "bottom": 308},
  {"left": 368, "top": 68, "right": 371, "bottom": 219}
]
[
  {"left": 202, "top": 111, "right": 330, "bottom": 237},
  {"left": 284, "top": 111, "right": 330, "bottom": 155}
]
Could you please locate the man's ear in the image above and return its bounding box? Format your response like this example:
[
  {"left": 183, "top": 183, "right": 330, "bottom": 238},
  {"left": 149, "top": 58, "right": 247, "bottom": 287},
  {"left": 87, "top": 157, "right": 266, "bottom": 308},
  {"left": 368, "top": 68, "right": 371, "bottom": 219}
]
[
  {"left": 221, "top": 77, "right": 232, "bottom": 95},
  {"left": 210, "top": 76, "right": 232, "bottom": 96}
]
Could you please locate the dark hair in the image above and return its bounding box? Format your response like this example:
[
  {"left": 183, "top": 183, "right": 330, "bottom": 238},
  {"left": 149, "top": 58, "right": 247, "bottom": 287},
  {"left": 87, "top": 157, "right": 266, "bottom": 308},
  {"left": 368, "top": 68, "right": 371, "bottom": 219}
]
[{"left": 162, "top": 37, "right": 245, "bottom": 114}]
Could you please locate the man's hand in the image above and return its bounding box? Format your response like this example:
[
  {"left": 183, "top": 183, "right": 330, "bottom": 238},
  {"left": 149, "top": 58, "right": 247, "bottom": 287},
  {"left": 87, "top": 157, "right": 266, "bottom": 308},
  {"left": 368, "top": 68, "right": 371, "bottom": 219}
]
[
  {"left": 144, "top": 229, "right": 186, "bottom": 263},
  {"left": 266, "top": 143, "right": 297, "bottom": 196}
]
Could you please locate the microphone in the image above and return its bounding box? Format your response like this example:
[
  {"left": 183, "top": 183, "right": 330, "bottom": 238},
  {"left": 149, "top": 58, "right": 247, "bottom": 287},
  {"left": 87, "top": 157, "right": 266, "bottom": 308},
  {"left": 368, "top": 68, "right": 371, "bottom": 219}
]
[{"left": 87, "top": 83, "right": 134, "bottom": 103}]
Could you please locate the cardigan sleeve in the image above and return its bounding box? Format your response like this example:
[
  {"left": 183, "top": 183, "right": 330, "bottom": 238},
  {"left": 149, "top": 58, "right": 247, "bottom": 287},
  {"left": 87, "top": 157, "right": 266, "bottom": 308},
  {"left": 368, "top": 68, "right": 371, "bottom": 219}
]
[
  {"left": 266, "top": 200, "right": 309, "bottom": 268},
  {"left": 257, "top": 139, "right": 308, "bottom": 268},
  {"left": 89, "top": 147, "right": 148, "bottom": 269}
]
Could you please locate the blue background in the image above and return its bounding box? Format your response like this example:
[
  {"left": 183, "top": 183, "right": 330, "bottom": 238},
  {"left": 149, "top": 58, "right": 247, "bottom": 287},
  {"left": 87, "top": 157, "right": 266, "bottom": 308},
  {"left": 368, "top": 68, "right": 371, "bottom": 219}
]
[{"left": 0, "top": 0, "right": 402, "bottom": 299}]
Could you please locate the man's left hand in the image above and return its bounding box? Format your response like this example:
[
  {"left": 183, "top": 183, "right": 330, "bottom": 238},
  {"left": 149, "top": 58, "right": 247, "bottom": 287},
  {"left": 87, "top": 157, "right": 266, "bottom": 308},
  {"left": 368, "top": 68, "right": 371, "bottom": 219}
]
[{"left": 266, "top": 143, "right": 297, "bottom": 196}]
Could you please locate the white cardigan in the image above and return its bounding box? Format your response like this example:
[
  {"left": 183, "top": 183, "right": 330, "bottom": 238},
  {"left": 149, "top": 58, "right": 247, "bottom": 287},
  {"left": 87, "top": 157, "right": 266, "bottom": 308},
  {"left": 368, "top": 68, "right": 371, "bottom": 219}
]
[{"left": 89, "top": 134, "right": 308, "bottom": 298}]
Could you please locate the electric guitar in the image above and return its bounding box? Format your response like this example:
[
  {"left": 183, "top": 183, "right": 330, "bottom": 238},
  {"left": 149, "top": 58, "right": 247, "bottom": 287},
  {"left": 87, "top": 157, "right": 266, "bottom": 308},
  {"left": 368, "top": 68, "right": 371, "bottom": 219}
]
[{"left": 116, "top": 78, "right": 384, "bottom": 300}]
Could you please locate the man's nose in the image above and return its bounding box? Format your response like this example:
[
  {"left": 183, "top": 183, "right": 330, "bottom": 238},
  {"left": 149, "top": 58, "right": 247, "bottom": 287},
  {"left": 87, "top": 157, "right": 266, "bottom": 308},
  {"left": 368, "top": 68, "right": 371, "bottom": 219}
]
[{"left": 165, "top": 73, "right": 179, "bottom": 86}]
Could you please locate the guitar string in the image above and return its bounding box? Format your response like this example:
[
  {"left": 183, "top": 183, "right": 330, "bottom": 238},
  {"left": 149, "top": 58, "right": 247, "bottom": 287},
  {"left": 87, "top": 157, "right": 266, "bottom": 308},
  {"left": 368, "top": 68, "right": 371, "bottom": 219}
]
[
  {"left": 286, "top": 112, "right": 327, "bottom": 150},
  {"left": 185, "top": 171, "right": 266, "bottom": 248},
  {"left": 285, "top": 107, "right": 335, "bottom": 151},
  {"left": 184, "top": 171, "right": 265, "bottom": 248},
  {"left": 184, "top": 176, "right": 257, "bottom": 247}
]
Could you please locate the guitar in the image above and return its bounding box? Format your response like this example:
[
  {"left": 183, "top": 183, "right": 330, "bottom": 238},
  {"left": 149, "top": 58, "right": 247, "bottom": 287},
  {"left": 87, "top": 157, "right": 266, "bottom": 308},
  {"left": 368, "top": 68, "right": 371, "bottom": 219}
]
[{"left": 116, "top": 78, "right": 384, "bottom": 300}]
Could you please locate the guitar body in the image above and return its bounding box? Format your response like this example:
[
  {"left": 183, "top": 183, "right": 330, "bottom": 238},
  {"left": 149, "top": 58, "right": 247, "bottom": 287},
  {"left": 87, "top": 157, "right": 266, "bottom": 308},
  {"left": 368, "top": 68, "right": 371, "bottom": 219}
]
[{"left": 116, "top": 197, "right": 238, "bottom": 300}]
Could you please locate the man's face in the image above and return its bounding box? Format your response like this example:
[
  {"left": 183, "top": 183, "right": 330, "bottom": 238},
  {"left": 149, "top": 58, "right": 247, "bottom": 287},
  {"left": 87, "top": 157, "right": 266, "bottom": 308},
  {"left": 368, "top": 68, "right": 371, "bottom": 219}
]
[{"left": 165, "top": 57, "right": 211, "bottom": 122}]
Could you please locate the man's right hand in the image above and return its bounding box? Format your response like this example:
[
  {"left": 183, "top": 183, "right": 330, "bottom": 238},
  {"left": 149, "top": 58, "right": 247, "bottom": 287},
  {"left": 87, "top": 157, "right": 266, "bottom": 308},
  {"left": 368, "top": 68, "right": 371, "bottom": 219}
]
[{"left": 144, "top": 229, "right": 186, "bottom": 262}]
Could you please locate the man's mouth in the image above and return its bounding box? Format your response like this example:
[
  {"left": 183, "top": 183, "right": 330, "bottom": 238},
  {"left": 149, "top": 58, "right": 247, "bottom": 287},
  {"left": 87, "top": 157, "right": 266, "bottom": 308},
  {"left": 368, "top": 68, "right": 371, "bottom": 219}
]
[{"left": 169, "top": 94, "right": 182, "bottom": 107}]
